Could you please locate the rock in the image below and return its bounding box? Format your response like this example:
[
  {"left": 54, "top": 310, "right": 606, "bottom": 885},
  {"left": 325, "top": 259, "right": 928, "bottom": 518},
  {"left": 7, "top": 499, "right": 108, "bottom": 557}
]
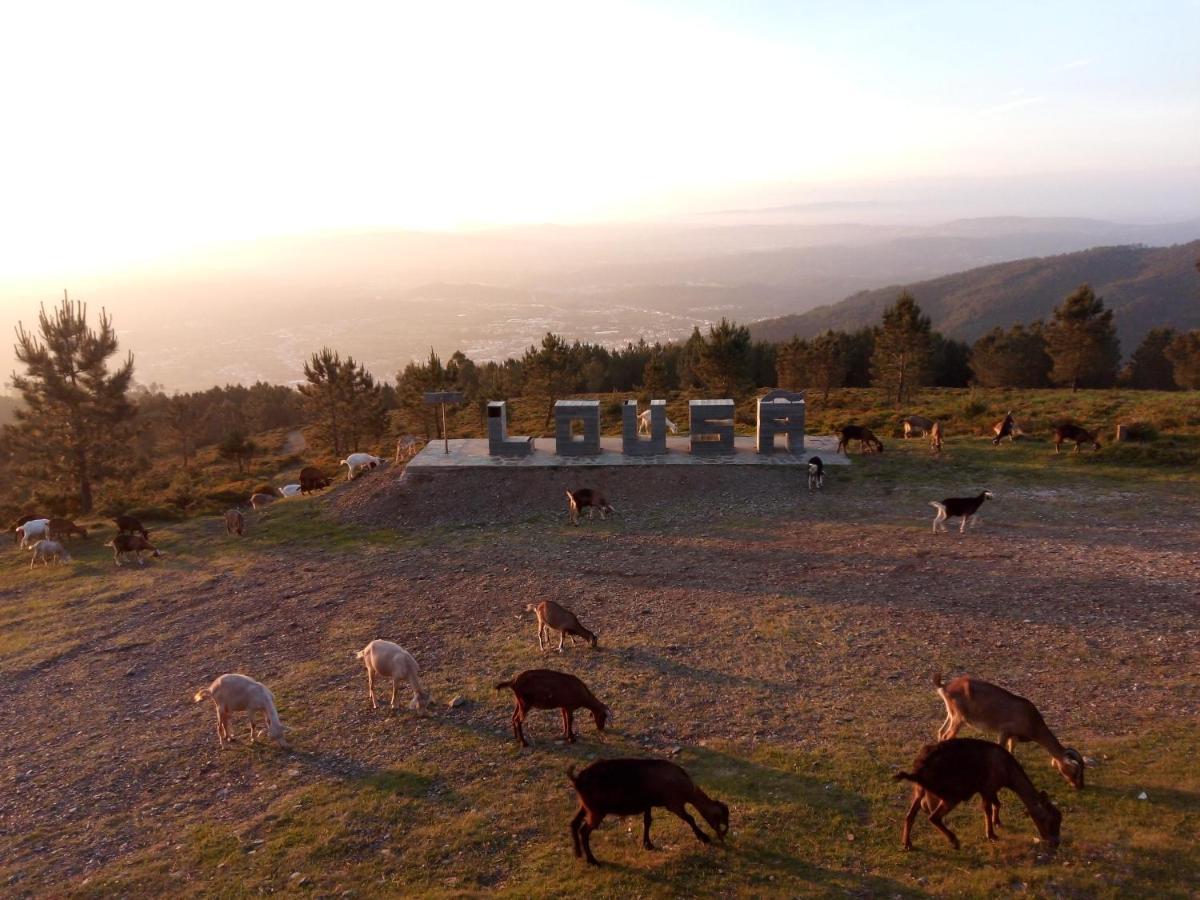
[{"left": 1137, "top": 791, "right": 1148, "bottom": 800}]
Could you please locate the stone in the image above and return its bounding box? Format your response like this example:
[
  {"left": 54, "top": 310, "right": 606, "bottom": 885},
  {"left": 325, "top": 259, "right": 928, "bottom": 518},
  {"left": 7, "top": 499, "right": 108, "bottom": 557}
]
[{"left": 689, "top": 399, "right": 735, "bottom": 455}]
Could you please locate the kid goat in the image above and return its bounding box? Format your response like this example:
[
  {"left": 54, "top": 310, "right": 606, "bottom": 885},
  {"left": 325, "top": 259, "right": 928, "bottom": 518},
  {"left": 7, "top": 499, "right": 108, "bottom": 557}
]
[
  {"left": 526, "top": 600, "right": 597, "bottom": 652},
  {"left": 935, "top": 674, "right": 1085, "bottom": 789},
  {"left": 929, "top": 491, "right": 992, "bottom": 533}
]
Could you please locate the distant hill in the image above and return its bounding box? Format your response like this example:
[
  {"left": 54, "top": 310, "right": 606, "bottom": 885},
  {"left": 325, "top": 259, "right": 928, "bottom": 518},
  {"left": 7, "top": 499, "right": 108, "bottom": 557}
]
[{"left": 749, "top": 241, "right": 1200, "bottom": 352}]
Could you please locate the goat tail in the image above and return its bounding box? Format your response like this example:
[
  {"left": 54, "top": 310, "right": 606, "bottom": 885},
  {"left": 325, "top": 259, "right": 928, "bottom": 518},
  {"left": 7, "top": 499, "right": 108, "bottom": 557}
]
[
  {"left": 354, "top": 649, "right": 366, "bottom": 659},
  {"left": 928, "top": 501, "right": 945, "bottom": 512},
  {"left": 494, "top": 680, "right": 514, "bottom": 692},
  {"left": 193, "top": 687, "right": 211, "bottom": 703},
  {"left": 524, "top": 603, "right": 536, "bottom": 613},
  {"left": 932, "top": 672, "right": 944, "bottom": 689}
]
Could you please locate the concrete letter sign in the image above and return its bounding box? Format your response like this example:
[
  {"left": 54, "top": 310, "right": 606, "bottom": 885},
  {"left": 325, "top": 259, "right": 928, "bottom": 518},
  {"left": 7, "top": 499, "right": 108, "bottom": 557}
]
[
  {"left": 756, "top": 389, "right": 806, "bottom": 454},
  {"left": 554, "top": 400, "right": 601, "bottom": 456},
  {"left": 622, "top": 399, "right": 667, "bottom": 456},
  {"left": 487, "top": 401, "right": 534, "bottom": 457},
  {"left": 689, "top": 399, "right": 735, "bottom": 455}
]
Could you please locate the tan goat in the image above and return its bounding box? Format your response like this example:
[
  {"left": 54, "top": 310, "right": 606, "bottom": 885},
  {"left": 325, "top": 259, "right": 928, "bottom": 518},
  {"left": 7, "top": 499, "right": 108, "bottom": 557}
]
[
  {"left": 355, "top": 640, "right": 431, "bottom": 711},
  {"left": 194, "top": 673, "right": 290, "bottom": 749}
]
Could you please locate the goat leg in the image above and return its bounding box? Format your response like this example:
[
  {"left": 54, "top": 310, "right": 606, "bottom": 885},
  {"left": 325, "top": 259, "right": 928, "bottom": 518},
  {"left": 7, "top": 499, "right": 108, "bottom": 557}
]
[
  {"left": 670, "top": 804, "right": 712, "bottom": 844},
  {"left": 570, "top": 809, "right": 586, "bottom": 858},
  {"left": 901, "top": 792, "right": 922, "bottom": 850},
  {"left": 927, "top": 799, "right": 960, "bottom": 849},
  {"left": 642, "top": 809, "right": 655, "bottom": 850}
]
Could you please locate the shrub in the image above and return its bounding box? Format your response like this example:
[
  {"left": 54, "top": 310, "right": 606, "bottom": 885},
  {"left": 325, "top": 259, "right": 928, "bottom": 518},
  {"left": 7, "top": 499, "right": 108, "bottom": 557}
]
[{"left": 1119, "top": 422, "right": 1158, "bottom": 442}]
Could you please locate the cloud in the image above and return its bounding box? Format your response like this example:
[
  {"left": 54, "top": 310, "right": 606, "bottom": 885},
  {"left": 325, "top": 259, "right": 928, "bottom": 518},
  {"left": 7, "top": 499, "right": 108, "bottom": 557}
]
[
  {"left": 979, "top": 96, "right": 1047, "bottom": 115},
  {"left": 1061, "top": 57, "right": 1094, "bottom": 70}
]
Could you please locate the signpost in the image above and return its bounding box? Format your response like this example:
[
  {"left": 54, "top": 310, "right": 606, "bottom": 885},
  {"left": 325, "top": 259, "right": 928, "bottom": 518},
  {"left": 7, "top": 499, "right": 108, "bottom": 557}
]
[{"left": 423, "top": 391, "right": 466, "bottom": 453}]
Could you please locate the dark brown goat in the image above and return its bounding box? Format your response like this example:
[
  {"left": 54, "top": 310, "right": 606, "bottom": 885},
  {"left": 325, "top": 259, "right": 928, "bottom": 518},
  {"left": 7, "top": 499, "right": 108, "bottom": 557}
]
[
  {"left": 837, "top": 425, "right": 884, "bottom": 454},
  {"left": 895, "top": 738, "right": 1062, "bottom": 850},
  {"left": 565, "top": 489, "right": 614, "bottom": 526},
  {"left": 568, "top": 758, "right": 729, "bottom": 865},
  {"left": 298, "top": 466, "right": 330, "bottom": 493},
  {"left": 108, "top": 533, "right": 161, "bottom": 566},
  {"left": 1053, "top": 423, "right": 1100, "bottom": 454},
  {"left": 47, "top": 518, "right": 88, "bottom": 540},
  {"left": 526, "top": 600, "right": 597, "bottom": 651},
  {"left": 112, "top": 515, "right": 150, "bottom": 540},
  {"left": 495, "top": 669, "right": 609, "bottom": 747}
]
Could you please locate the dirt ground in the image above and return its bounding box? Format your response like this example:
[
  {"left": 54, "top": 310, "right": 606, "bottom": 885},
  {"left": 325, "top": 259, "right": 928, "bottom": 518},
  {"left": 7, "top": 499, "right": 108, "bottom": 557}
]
[{"left": 1, "top": 461, "right": 1198, "bottom": 896}]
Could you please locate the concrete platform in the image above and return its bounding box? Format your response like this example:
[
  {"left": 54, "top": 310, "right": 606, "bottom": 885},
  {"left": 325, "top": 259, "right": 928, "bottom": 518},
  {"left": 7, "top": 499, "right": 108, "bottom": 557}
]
[{"left": 408, "top": 435, "right": 850, "bottom": 468}]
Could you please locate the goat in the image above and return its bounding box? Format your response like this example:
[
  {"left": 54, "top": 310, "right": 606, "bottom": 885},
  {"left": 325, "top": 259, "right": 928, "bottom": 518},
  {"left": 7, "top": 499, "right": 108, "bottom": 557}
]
[
  {"left": 46, "top": 518, "right": 87, "bottom": 541},
  {"left": 249, "top": 492, "right": 276, "bottom": 510},
  {"left": 930, "top": 491, "right": 992, "bottom": 534},
  {"left": 12, "top": 514, "right": 46, "bottom": 544},
  {"left": 15, "top": 519, "right": 51, "bottom": 549},
  {"left": 526, "top": 600, "right": 597, "bottom": 652},
  {"left": 568, "top": 758, "right": 729, "bottom": 865},
  {"left": 341, "top": 452, "right": 385, "bottom": 480},
  {"left": 566, "top": 489, "right": 614, "bottom": 526},
  {"left": 278, "top": 484, "right": 303, "bottom": 498},
  {"left": 902, "top": 415, "right": 934, "bottom": 439},
  {"left": 992, "top": 411, "right": 1022, "bottom": 445},
  {"left": 935, "top": 674, "right": 1084, "bottom": 789},
  {"left": 355, "top": 639, "right": 432, "bottom": 711},
  {"left": 807, "top": 456, "right": 824, "bottom": 491},
  {"left": 895, "top": 738, "right": 1061, "bottom": 850},
  {"left": 929, "top": 420, "right": 944, "bottom": 454},
  {"left": 637, "top": 409, "right": 680, "bottom": 436},
  {"left": 29, "top": 539, "right": 71, "bottom": 568},
  {"left": 298, "top": 466, "right": 330, "bottom": 493},
  {"left": 194, "top": 673, "right": 290, "bottom": 750},
  {"left": 837, "top": 425, "right": 883, "bottom": 454},
  {"left": 113, "top": 515, "right": 150, "bottom": 539},
  {"left": 224, "top": 509, "right": 245, "bottom": 536},
  {"left": 1053, "top": 423, "right": 1100, "bottom": 455},
  {"left": 495, "top": 669, "right": 609, "bottom": 747},
  {"left": 108, "top": 533, "right": 161, "bottom": 566}
]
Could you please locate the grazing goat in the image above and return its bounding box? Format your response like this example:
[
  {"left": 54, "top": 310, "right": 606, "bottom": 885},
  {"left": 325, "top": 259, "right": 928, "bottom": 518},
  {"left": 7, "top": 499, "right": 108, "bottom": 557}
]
[
  {"left": 249, "top": 492, "right": 276, "bottom": 510},
  {"left": 113, "top": 514, "right": 150, "bottom": 539},
  {"left": 992, "top": 412, "right": 1022, "bottom": 445},
  {"left": 566, "top": 489, "right": 614, "bottom": 526},
  {"left": 637, "top": 409, "right": 680, "bottom": 435},
  {"left": 837, "top": 425, "right": 883, "bottom": 454},
  {"left": 355, "top": 639, "right": 432, "bottom": 711},
  {"left": 935, "top": 674, "right": 1084, "bottom": 789},
  {"left": 224, "top": 509, "right": 245, "bottom": 536},
  {"left": 278, "top": 483, "right": 303, "bottom": 498},
  {"left": 46, "top": 518, "right": 87, "bottom": 540},
  {"left": 568, "top": 758, "right": 729, "bottom": 865},
  {"left": 807, "top": 456, "right": 824, "bottom": 491},
  {"left": 902, "top": 415, "right": 935, "bottom": 439},
  {"left": 495, "top": 669, "right": 609, "bottom": 747},
  {"left": 341, "top": 452, "right": 385, "bottom": 480},
  {"left": 194, "top": 673, "right": 290, "bottom": 749},
  {"left": 526, "top": 600, "right": 597, "bottom": 652},
  {"left": 298, "top": 466, "right": 330, "bottom": 493},
  {"left": 12, "top": 514, "right": 46, "bottom": 544},
  {"left": 895, "top": 738, "right": 1062, "bottom": 850},
  {"left": 29, "top": 539, "right": 71, "bottom": 568},
  {"left": 15, "top": 519, "right": 51, "bottom": 548},
  {"left": 930, "top": 491, "right": 992, "bottom": 534},
  {"left": 929, "top": 420, "right": 944, "bottom": 454},
  {"left": 1053, "top": 423, "right": 1100, "bottom": 455},
  {"left": 108, "top": 533, "right": 161, "bottom": 566}
]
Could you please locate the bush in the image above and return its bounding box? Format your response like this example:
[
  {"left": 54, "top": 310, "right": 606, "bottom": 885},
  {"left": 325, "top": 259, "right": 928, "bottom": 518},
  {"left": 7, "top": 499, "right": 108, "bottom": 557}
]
[{"left": 1119, "top": 422, "right": 1158, "bottom": 442}]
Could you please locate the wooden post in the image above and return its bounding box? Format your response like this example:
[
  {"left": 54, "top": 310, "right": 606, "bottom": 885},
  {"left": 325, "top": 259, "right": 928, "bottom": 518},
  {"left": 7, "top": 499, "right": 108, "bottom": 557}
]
[{"left": 423, "top": 391, "right": 465, "bottom": 454}]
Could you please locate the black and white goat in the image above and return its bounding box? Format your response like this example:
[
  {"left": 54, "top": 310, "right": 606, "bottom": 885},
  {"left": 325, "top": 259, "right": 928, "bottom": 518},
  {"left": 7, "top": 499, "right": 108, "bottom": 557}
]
[
  {"left": 807, "top": 456, "right": 824, "bottom": 491},
  {"left": 930, "top": 491, "right": 993, "bottom": 534}
]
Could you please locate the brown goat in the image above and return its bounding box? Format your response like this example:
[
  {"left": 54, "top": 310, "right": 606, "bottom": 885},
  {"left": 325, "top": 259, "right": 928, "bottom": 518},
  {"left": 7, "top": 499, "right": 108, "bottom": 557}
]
[
  {"left": 565, "top": 489, "right": 614, "bottom": 526},
  {"left": 113, "top": 514, "right": 150, "bottom": 539},
  {"left": 837, "top": 425, "right": 883, "bottom": 454},
  {"left": 224, "top": 509, "right": 245, "bottom": 536},
  {"left": 1053, "top": 423, "right": 1100, "bottom": 454},
  {"left": 108, "top": 533, "right": 161, "bottom": 566},
  {"left": 298, "top": 466, "right": 330, "bottom": 493},
  {"left": 495, "top": 669, "right": 609, "bottom": 747},
  {"left": 46, "top": 518, "right": 87, "bottom": 540},
  {"left": 526, "top": 600, "right": 597, "bottom": 652},
  {"left": 929, "top": 421, "right": 943, "bottom": 454},
  {"left": 992, "top": 411, "right": 1022, "bottom": 445},
  {"left": 568, "top": 758, "right": 729, "bottom": 865},
  {"left": 895, "top": 738, "right": 1062, "bottom": 850},
  {"left": 935, "top": 674, "right": 1084, "bottom": 789}
]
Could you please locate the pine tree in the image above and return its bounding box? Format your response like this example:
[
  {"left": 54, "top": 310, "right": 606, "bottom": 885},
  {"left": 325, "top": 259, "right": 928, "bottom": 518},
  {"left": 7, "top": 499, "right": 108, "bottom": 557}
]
[
  {"left": 1121, "top": 327, "right": 1178, "bottom": 390},
  {"left": 1165, "top": 331, "right": 1200, "bottom": 389},
  {"left": 641, "top": 351, "right": 670, "bottom": 397},
  {"left": 1045, "top": 285, "right": 1121, "bottom": 392},
  {"left": 299, "top": 348, "right": 387, "bottom": 455},
  {"left": 871, "top": 292, "right": 932, "bottom": 404},
  {"left": 693, "top": 318, "right": 753, "bottom": 397},
  {"left": 807, "top": 331, "right": 851, "bottom": 400},
  {"left": 970, "top": 323, "right": 1052, "bottom": 388},
  {"left": 9, "top": 292, "right": 135, "bottom": 513},
  {"left": 521, "top": 333, "right": 578, "bottom": 426}
]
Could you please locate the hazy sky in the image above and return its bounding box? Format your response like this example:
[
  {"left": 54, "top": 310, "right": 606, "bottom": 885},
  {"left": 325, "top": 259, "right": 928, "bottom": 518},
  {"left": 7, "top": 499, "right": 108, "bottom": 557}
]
[{"left": 2, "top": 0, "right": 1197, "bottom": 280}]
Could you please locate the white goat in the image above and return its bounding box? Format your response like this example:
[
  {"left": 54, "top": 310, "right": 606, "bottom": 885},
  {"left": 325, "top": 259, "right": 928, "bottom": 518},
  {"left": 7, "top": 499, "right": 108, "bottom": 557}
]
[
  {"left": 341, "top": 453, "right": 385, "bottom": 480},
  {"left": 637, "top": 409, "right": 679, "bottom": 436},
  {"left": 29, "top": 539, "right": 71, "bottom": 568},
  {"left": 16, "top": 519, "right": 51, "bottom": 549},
  {"left": 278, "top": 484, "right": 303, "bottom": 497},
  {"left": 355, "top": 639, "right": 431, "bottom": 711},
  {"left": 193, "top": 673, "right": 290, "bottom": 749}
]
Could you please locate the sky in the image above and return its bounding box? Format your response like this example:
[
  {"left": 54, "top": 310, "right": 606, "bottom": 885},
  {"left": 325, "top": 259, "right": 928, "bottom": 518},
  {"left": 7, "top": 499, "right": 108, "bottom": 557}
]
[{"left": 1, "top": 0, "right": 1198, "bottom": 282}]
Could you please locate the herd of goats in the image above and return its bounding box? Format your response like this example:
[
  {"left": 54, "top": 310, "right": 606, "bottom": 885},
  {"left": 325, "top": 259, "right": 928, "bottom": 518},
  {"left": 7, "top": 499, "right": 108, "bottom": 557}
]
[{"left": 9, "top": 411, "right": 1103, "bottom": 865}]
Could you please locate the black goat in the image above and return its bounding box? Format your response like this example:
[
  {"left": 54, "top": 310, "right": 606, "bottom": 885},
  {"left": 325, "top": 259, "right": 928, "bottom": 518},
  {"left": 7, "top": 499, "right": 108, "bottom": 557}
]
[{"left": 929, "top": 491, "right": 992, "bottom": 533}]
